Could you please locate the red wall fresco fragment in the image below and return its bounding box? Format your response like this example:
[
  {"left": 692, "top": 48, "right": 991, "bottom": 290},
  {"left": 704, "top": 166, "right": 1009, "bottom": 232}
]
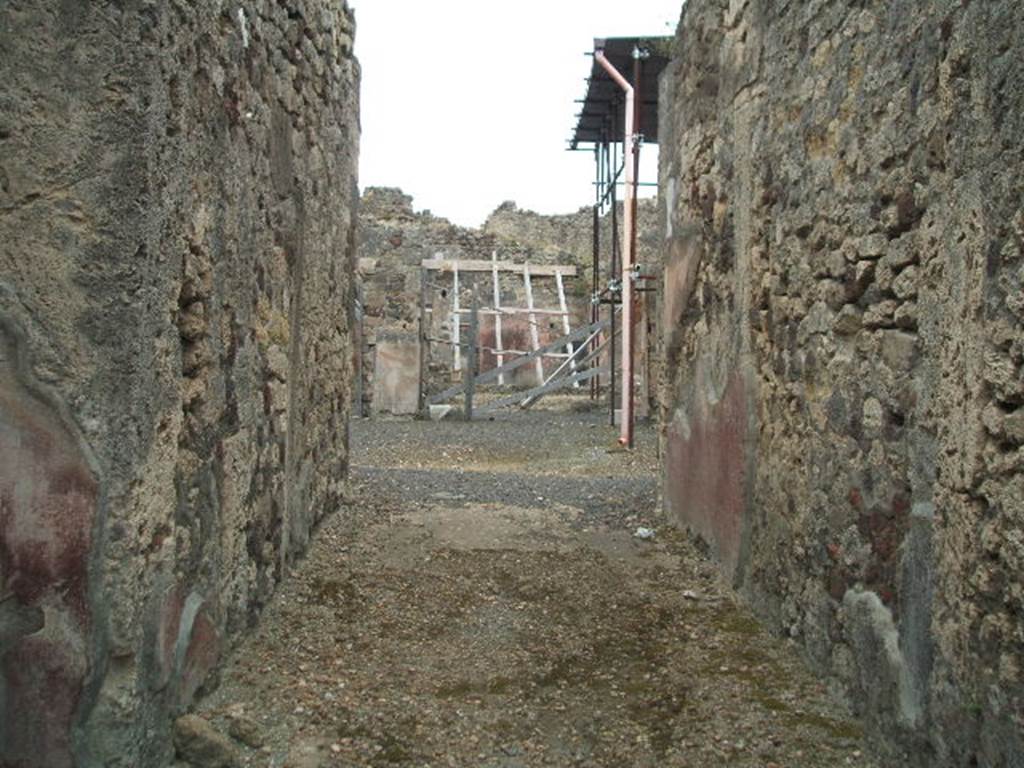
[
  {"left": 664, "top": 372, "right": 750, "bottom": 579},
  {"left": 0, "top": 367, "right": 97, "bottom": 768}
]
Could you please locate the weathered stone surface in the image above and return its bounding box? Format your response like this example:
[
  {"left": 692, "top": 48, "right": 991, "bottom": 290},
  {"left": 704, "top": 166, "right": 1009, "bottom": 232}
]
[
  {"left": 658, "top": 1, "right": 1023, "bottom": 765},
  {"left": 283, "top": 735, "right": 334, "bottom": 768},
  {"left": 173, "top": 715, "right": 240, "bottom": 768},
  {"left": 0, "top": 2, "right": 359, "bottom": 765},
  {"left": 224, "top": 707, "right": 264, "bottom": 749},
  {"left": 483, "top": 198, "right": 660, "bottom": 282},
  {"left": 371, "top": 333, "right": 421, "bottom": 416}
]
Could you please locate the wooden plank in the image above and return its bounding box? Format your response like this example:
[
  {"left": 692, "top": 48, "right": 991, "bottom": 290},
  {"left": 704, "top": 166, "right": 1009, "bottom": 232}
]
[
  {"left": 422, "top": 258, "right": 577, "bottom": 277},
  {"left": 417, "top": 266, "right": 427, "bottom": 415},
  {"left": 450, "top": 309, "right": 569, "bottom": 317},
  {"left": 491, "top": 251, "right": 505, "bottom": 386},
  {"left": 487, "top": 350, "right": 571, "bottom": 358},
  {"left": 521, "top": 328, "right": 605, "bottom": 408},
  {"left": 522, "top": 264, "right": 544, "bottom": 385},
  {"left": 522, "top": 332, "right": 611, "bottom": 409},
  {"left": 465, "top": 290, "right": 478, "bottom": 421},
  {"left": 427, "top": 319, "right": 609, "bottom": 404},
  {"left": 452, "top": 307, "right": 570, "bottom": 317},
  {"left": 451, "top": 264, "right": 461, "bottom": 373},
  {"left": 476, "top": 366, "right": 609, "bottom": 414},
  {"left": 555, "top": 271, "right": 578, "bottom": 388},
  {"left": 489, "top": 307, "right": 570, "bottom": 316}
]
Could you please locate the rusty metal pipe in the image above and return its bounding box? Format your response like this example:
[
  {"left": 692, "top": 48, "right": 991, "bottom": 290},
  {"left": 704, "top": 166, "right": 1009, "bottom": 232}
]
[{"left": 595, "top": 49, "right": 636, "bottom": 448}]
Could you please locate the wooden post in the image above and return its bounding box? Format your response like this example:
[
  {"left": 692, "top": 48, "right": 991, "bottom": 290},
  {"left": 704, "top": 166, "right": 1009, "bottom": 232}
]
[
  {"left": 464, "top": 286, "right": 479, "bottom": 421},
  {"left": 491, "top": 251, "right": 505, "bottom": 385},
  {"left": 452, "top": 263, "right": 461, "bottom": 374},
  {"left": 555, "top": 270, "right": 579, "bottom": 388},
  {"left": 353, "top": 279, "right": 365, "bottom": 417},
  {"left": 523, "top": 263, "right": 544, "bottom": 386},
  {"left": 418, "top": 266, "right": 428, "bottom": 416}
]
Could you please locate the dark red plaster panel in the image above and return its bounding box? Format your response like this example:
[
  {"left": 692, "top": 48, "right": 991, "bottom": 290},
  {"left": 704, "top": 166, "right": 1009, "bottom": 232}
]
[
  {"left": 664, "top": 372, "right": 750, "bottom": 579},
  {"left": 0, "top": 370, "right": 97, "bottom": 768}
]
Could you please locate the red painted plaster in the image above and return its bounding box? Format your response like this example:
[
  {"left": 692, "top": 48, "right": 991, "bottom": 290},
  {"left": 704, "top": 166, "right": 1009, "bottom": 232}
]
[
  {"left": 664, "top": 372, "right": 750, "bottom": 579},
  {"left": 0, "top": 377, "right": 97, "bottom": 768}
]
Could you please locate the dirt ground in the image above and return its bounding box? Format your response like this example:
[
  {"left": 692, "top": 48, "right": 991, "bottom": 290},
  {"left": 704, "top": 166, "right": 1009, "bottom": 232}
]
[{"left": 190, "top": 397, "right": 878, "bottom": 767}]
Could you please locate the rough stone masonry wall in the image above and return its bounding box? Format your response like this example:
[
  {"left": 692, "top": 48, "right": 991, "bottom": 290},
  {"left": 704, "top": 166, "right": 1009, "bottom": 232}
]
[
  {"left": 0, "top": 3, "right": 358, "bottom": 766},
  {"left": 484, "top": 198, "right": 661, "bottom": 283},
  {"left": 658, "top": 1, "right": 1022, "bottom": 765}
]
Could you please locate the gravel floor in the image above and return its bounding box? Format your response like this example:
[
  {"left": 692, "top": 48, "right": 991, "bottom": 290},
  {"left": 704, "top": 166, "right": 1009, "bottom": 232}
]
[{"left": 190, "top": 397, "right": 878, "bottom": 768}]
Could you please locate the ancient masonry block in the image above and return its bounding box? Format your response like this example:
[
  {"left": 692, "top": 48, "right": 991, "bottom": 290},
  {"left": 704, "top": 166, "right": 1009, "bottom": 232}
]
[
  {"left": 0, "top": 2, "right": 359, "bottom": 765},
  {"left": 658, "top": 1, "right": 1023, "bottom": 765}
]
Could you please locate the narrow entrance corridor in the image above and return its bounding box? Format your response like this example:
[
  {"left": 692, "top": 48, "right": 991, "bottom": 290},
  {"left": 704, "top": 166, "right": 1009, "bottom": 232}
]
[{"left": 189, "top": 399, "right": 876, "bottom": 767}]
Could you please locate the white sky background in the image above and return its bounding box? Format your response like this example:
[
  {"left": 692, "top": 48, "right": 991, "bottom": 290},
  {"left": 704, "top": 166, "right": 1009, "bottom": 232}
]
[{"left": 352, "top": 0, "right": 683, "bottom": 228}]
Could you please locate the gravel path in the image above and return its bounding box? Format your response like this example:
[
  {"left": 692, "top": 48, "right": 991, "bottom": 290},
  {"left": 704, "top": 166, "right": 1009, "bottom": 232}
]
[{"left": 188, "top": 399, "right": 877, "bottom": 768}]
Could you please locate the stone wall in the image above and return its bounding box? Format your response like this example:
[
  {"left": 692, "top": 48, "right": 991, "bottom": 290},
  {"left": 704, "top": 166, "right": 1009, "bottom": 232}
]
[
  {"left": 483, "top": 198, "right": 661, "bottom": 283},
  {"left": 0, "top": 2, "right": 359, "bottom": 766},
  {"left": 658, "top": 1, "right": 1022, "bottom": 765}
]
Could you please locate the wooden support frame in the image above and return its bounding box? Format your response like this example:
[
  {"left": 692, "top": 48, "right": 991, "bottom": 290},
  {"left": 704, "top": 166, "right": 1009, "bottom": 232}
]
[
  {"left": 426, "top": 256, "right": 586, "bottom": 392},
  {"left": 417, "top": 266, "right": 428, "bottom": 414},
  {"left": 521, "top": 327, "right": 607, "bottom": 408},
  {"left": 427, "top": 319, "right": 609, "bottom": 405}
]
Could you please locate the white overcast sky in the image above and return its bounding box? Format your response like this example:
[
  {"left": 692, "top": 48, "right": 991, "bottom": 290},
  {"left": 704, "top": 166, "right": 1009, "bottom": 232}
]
[{"left": 352, "top": 1, "right": 683, "bottom": 227}]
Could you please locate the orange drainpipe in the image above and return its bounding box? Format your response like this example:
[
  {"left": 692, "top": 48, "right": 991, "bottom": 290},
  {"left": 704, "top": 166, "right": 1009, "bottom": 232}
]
[{"left": 595, "top": 47, "right": 636, "bottom": 448}]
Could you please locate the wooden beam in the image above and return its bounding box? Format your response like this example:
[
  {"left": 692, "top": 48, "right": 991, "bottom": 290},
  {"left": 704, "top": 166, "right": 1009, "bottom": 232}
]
[
  {"left": 465, "top": 290, "right": 478, "bottom": 421},
  {"left": 422, "top": 258, "right": 577, "bottom": 277},
  {"left": 452, "top": 307, "right": 570, "bottom": 317},
  {"left": 522, "top": 328, "right": 605, "bottom": 408},
  {"left": 555, "top": 271, "right": 579, "bottom": 388},
  {"left": 523, "top": 263, "right": 544, "bottom": 385},
  {"left": 491, "top": 252, "right": 505, "bottom": 386},
  {"left": 451, "top": 264, "right": 461, "bottom": 373},
  {"left": 522, "top": 331, "right": 611, "bottom": 409}
]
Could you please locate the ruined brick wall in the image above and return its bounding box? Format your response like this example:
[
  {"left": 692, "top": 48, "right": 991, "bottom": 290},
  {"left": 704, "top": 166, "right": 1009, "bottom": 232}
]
[
  {"left": 0, "top": 2, "right": 359, "bottom": 765},
  {"left": 659, "top": 1, "right": 1022, "bottom": 764},
  {"left": 483, "top": 199, "right": 660, "bottom": 281}
]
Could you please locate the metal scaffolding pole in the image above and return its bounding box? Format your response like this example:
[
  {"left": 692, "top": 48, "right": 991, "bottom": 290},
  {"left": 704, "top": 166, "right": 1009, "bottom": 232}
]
[{"left": 591, "top": 143, "right": 601, "bottom": 400}]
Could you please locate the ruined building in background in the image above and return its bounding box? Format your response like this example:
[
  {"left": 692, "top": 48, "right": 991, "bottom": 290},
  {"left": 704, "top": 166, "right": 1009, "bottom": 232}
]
[
  {"left": 0, "top": 2, "right": 359, "bottom": 765},
  {"left": 355, "top": 188, "right": 586, "bottom": 415},
  {"left": 658, "top": 0, "right": 1023, "bottom": 765},
  {"left": 356, "top": 188, "right": 660, "bottom": 417}
]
